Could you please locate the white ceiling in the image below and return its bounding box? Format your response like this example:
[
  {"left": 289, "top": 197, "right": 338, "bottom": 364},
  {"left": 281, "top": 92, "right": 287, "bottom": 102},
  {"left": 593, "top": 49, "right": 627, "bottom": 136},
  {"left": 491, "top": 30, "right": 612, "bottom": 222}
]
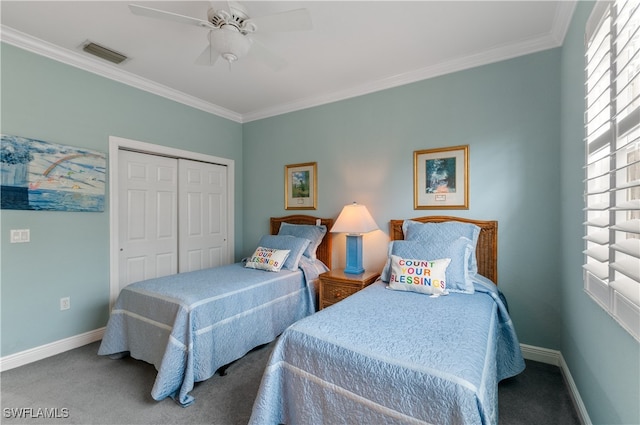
[{"left": 1, "top": 1, "right": 576, "bottom": 123}]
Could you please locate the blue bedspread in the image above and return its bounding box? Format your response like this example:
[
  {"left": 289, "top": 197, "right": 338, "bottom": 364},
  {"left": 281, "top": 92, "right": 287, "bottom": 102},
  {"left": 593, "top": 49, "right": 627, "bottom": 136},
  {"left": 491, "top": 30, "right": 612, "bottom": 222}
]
[
  {"left": 98, "top": 257, "right": 326, "bottom": 407},
  {"left": 249, "top": 278, "right": 524, "bottom": 425}
]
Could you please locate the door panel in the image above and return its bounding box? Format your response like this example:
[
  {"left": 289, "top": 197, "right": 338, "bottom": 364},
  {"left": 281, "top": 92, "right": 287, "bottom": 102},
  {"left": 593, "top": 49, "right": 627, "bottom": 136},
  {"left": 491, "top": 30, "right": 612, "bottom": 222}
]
[
  {"left": 179, "top": 159, "right": 228, "bottom": 272},
  {"left": 118, "top": 150, "right": 178, "bottom": 292}
]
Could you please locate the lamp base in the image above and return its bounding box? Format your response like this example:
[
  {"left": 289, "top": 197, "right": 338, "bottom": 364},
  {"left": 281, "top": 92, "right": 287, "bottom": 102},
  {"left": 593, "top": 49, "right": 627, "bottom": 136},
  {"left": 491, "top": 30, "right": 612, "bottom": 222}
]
[
  {"left": 344, "top": 265, "right": 365, "bottom": 274},
  {"left": 344, "top": 234, "right": 365, "bottom": 274}
]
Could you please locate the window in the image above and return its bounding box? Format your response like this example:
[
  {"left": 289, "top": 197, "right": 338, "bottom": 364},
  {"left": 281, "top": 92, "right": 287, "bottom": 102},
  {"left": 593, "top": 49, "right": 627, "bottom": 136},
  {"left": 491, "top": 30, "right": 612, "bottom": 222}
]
[{"left": 584, "top": 0, "right": 640, "bottom": 342}]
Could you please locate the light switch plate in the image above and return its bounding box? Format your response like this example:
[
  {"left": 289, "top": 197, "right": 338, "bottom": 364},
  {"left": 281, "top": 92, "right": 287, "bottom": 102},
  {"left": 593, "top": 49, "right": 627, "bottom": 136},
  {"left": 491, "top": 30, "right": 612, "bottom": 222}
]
[{"left": 10, "top": 229, "right": 30, "bottom": 243}]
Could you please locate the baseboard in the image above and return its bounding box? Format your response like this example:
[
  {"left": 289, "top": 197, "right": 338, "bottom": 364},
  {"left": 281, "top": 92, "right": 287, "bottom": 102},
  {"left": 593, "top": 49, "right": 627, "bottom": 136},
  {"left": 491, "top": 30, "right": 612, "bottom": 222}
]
[
  {"left": 558, "top": 352, "right": 592, "bottom": 425},
  {"left": 0, "top": 327, "right": 105, "bottom": 372},
  {"left": 520, "top": 343, "right": 562, "bottom": 365},
  {"left": 520, "top": 343, "right": 592, "bottom": 425}
]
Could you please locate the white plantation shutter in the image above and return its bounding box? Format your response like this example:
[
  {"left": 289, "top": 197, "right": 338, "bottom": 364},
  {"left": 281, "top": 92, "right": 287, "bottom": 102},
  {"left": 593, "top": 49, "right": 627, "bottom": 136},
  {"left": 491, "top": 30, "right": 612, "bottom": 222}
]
[{"left": 584, "top": 0, "right": 640, "bottom": 341}]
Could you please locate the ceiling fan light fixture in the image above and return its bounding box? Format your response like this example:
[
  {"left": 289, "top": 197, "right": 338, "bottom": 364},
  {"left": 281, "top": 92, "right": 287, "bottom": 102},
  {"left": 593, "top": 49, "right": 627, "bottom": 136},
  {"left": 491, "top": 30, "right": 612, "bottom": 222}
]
[
  {"left": 211, "top": 26, "right": 251, "bottom": 64},
  {"left": 128, "top": 2, "right": 309, "bottom": 70}
]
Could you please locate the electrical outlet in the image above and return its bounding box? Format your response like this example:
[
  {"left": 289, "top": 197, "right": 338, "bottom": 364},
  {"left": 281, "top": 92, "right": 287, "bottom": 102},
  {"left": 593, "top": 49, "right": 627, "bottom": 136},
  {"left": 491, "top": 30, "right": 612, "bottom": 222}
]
[{"left": 60, "top": 297, "right": 70, "bottom": 311}]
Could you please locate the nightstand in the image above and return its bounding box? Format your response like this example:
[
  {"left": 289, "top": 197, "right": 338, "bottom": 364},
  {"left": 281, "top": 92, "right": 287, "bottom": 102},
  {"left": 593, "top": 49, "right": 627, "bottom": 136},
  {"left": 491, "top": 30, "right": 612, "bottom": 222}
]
[{"left": 318, "top": 269, "right": 380, "bottom": 310}]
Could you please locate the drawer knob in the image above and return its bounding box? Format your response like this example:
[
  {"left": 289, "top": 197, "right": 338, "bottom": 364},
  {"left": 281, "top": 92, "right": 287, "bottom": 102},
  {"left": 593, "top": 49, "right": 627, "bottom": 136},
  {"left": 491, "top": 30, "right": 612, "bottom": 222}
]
[{"left": 333, "top": 290, "right": 342, "bottom": 299}]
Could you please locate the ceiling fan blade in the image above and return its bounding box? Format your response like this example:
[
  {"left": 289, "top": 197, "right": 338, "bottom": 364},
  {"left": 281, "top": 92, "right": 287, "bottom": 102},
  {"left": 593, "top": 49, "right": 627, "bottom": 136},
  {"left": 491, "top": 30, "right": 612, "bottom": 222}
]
[
  {"left": 195, "top": 43, "right": 220, "bottom": 66},
  {"left": 129, "top": 4, "right": 214, "bottom": 29},
  {"left": 247, "top": 38, "right": 287, "bottom": 71},
  {"left": 248, "top": 8, "right": 312, "bottom": 32}
]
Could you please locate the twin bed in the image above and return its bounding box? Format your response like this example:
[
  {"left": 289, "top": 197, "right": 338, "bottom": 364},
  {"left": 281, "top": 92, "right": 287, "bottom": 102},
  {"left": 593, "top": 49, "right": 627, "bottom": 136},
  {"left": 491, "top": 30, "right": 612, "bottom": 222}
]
[
  {"left": 99, "top": 214, "right": 524, "bottom": 424},
  {"left": 249, "top": 216, "right": 525, "bottom": 425},
  {"left": 98, "top": 215, "right": 333, "bottom": 407}
]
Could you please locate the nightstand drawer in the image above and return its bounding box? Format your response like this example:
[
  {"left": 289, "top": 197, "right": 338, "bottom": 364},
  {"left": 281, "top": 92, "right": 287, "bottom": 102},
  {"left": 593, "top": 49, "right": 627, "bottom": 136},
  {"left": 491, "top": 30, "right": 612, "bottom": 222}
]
[
  {"left": 318, "top": 269, "right": 380, "bottom": 309},
  {"left": 321, "top": 281, "right": 360, "bottom": 305}
]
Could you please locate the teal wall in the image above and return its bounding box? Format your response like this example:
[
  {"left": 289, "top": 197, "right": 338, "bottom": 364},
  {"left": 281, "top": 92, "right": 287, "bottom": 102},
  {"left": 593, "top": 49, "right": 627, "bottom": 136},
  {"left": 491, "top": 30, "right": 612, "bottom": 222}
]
[
  {"left": 560, "top": 2, "right": 639, "bottom": 424},
  {"left": 244, "top": 48, "right": 563, "bottom": 350},
  {"left": 0, "top": 44, "right": 243, "bottom": 356}
]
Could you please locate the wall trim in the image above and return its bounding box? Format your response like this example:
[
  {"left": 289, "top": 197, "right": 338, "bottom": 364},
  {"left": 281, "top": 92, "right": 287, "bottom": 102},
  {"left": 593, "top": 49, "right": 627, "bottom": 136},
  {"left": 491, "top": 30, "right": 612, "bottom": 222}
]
[
  {"left": 243, "top": 26, "right": 572, "bottom": 123},
  {"left": 558, "top": 352, "right": 592, "bottom": 425},
  {"left": 2, "top": 1, "right": 576, "bottom": 124},
  {"left": 521, "top": 344, "right": 591, "bottom": 425},
  {"left": 0, "top": 26, "right": 243, "bottom": 123},
  {"left": 0, "top": 328, "right": 104, "bottom": 372},
  {"left": 520, "top": 342, "right": 562, "bottom": 365}
]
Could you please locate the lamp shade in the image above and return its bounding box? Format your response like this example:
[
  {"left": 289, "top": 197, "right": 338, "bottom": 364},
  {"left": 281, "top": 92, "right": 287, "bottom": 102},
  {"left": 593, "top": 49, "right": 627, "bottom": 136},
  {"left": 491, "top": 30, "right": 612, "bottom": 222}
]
[
  {"left": 211, "top": 26, "right": 251, "bottom": 63},
  {"left": 330, "top": 202, "right": 378, "bottom": 234}
]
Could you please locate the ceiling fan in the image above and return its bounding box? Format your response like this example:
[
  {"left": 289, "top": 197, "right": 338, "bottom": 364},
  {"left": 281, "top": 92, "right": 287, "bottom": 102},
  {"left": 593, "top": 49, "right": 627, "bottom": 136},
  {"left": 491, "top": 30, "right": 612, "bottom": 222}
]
[{"left": 129, "top": 1, "right": 313, "bottom": 70}]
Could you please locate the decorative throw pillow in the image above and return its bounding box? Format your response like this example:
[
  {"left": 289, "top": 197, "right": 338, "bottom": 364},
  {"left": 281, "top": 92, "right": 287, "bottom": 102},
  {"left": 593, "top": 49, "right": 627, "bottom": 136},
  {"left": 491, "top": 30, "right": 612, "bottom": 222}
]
[
  {"left": 381, "top": 237, "right": 475, "bottom": 294},
  {"left": 245, "top": 247, "right": 290, "bottom": 272},
  {"left": 278, "top": 223, "right": 327, "bottom": 260},
  {"left": 256, "top": 234, "right": 311, "bottom": 271},
  {"left": 387, "top": 255, "right": 450, "bottom": 296},
  {"left": 402, "top": 220, "right": 481, "bottom": 275}
]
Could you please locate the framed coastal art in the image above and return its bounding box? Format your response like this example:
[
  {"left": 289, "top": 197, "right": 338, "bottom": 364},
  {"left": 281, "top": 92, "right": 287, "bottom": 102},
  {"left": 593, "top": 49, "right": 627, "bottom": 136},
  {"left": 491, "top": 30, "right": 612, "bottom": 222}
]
[
  {"left": 413, "top": 145, "right": 468, "bottom": 209},
  {"left": 0, "top": 134, "right": 106, "bottom": 212},
  {"left": 285, "top": 162, "right": 317, "bottom": 210}
]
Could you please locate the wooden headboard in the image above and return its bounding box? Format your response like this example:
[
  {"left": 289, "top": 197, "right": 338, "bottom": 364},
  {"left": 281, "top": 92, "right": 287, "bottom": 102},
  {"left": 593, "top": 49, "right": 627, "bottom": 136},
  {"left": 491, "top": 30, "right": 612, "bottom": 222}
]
[
  {"left": 389, "top": 216, "right": 498, "bottom": 284},
  {"left": 270, "top": 215, "right": 334, "bottom": 269}
]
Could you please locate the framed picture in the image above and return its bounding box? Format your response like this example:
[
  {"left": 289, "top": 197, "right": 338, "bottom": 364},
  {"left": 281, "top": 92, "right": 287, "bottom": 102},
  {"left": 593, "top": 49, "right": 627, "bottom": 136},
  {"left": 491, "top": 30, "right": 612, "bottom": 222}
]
[
  {"left": 414, "top": 145, "right": 469, "bottom": 209},
  {"left": 285, "top": 162, "right": 317, "bottom": 210}
]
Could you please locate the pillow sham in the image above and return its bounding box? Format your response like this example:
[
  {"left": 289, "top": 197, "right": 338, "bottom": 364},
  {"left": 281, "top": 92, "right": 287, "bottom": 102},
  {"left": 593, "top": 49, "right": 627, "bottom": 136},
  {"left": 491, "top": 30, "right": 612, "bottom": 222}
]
[
  {"left": 277, "top": 222, "right": 327, "bottom": 260},
  {"left": 381, "top": 237, "right": 475, "bottom": 293},
  {"left": 256, "top": 234, "right": 311, "bottom": 271},
  {"left": 245, "top": 247, "right": 290, "bottom": 272},
  {"left": 402, "top": 220, "right": 481, "bottom": 275},
  {"left": 387, "top": 255, "right": 450, "bottom": 296}
]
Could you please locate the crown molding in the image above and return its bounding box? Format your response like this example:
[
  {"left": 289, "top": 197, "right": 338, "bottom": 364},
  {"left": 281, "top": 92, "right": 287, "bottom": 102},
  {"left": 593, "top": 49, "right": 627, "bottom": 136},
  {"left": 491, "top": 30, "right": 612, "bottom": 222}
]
[
  {"left": 0, "top": 25, "right": 243, "bottom": 123},
  {"left": 2, "top": 1, "right": 576, "bottom": 124},
  {"left": 243, "top": 33, "right": 562, "bottom": 122},
  {"left": 244, "top": 3, "right": 576, "bottom": 122},
  {"left": 551, "top": 1, "right": 578, "bottom": 45}
]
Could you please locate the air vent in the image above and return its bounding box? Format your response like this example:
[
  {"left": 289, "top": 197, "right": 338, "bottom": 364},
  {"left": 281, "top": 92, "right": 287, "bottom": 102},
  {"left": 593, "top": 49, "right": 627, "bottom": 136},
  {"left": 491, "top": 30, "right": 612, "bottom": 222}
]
[{"left": 82, "top": 42, "right": 127, "bottom": 64}]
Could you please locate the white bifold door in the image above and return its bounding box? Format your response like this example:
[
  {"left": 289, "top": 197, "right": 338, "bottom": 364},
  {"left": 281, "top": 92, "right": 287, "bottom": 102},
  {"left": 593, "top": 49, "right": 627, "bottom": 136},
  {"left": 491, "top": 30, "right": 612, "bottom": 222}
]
[
  {"left": 178, "top": 157, "right": 228, "bottom": 272},
  {"left": 118, "top": 150, "right": 228, "bottom": 294}
]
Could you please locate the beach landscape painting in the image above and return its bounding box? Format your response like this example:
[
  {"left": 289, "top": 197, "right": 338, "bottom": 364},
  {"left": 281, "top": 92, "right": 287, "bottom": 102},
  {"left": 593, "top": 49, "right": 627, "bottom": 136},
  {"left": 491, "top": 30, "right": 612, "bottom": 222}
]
[{"left": 1, "top": 134, "right": 106, "bottom": 212}]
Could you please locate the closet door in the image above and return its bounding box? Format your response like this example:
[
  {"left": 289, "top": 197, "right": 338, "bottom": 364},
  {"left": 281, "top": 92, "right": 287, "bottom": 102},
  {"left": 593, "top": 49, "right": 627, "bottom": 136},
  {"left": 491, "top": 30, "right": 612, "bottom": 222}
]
[
  {"left": 178, "top": 159, "right": 228, "bottom": 272},
  {"left": 118, "top": 150, "right": 178, "bottom": 293}
]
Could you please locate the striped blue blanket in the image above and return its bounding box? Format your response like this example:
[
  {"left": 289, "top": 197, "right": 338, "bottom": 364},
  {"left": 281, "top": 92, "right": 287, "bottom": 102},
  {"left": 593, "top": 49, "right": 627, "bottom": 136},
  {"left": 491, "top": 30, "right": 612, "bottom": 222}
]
[
  {"left": 98, "top": 257, "right": 326, "bottom": 406},
  {"left": 250, "top": 277, "right": 524, "bottom": 424}
]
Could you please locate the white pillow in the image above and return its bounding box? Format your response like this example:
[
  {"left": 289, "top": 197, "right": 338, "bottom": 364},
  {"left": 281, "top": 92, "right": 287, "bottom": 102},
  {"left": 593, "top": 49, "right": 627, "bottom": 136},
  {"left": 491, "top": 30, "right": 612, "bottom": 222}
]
[
  {"left": 381, "top": 237, "right": 474, "bottom": 294},
  {"left": 387, "top": 255, "right": 450, "bottom": 296},
  {"left": 245, "top": 247, "right": 290, "bottom": 272}
]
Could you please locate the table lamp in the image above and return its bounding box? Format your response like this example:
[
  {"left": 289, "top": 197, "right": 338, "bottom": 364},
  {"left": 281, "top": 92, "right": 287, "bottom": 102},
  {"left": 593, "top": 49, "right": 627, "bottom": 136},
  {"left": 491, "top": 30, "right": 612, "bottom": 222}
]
[{"left": 330, "top": 202, "right": 378, "bottom": 274}]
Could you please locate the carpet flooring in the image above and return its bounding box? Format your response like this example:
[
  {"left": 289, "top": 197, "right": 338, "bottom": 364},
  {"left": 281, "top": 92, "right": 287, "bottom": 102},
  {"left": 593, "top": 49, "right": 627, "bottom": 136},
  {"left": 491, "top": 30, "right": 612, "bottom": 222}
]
[{"left": 1, "top": 340, "right": 581, "bottom": 424}]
